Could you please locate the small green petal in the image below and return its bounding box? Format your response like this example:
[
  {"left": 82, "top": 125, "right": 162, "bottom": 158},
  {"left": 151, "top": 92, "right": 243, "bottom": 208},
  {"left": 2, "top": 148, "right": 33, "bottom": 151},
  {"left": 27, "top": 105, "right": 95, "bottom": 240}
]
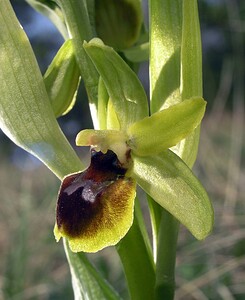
[
  {"left": 132, "top": 151, "right": 214, "bottom": 240},
  {"left": 127, "top": 97, "right": 206, "bottom": 156},
  {"left": 76, "top": 129, "right": 128, "bottom": 164},
  {"left": 54, "top": 150, "right": 136, "bottom": 253}
]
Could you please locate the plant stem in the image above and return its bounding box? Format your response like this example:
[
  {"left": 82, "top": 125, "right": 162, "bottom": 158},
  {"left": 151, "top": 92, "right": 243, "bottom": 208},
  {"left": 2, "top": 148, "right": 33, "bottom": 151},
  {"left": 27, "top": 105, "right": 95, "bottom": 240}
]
[
  {"left": 116, "top": 199, "right": 155, "bottom": 300},
  {"left": 155, "top": 209, "right": 179, "bottom": 300},
  {"left": 149, "top": 2, "right": 182, "bottom": 298}
]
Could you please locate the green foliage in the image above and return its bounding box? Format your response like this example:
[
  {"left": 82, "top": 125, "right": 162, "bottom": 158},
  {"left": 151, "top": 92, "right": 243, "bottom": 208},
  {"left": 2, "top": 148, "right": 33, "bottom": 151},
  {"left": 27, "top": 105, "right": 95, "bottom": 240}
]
[{"left": 0, "top": 0, "right": 215, "bottom": 299}]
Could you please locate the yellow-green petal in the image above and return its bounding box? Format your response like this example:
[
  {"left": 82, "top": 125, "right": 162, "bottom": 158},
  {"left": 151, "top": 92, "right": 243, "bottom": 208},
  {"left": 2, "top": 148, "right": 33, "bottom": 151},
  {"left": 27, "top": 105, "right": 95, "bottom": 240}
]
[{"left": 127, "top": 97, "right": 206, "bottom": 156}]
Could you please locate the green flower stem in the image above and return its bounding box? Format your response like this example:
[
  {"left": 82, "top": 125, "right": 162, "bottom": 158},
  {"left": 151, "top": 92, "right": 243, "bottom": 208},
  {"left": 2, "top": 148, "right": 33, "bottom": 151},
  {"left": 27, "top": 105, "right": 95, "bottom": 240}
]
[
  {"left": 58, "top": 0, "right": 99, "bottom": 119},
  {"left": 149, "top": 1, "right": 182, "bottom": 297},
  {"left": 116, "top": 199, "right": 155, "bottom": 300},
  {"left": 155, "top": 210, "right": 179, "bottom": 300},
  {"left": 149, "top": 1, "right": 204, "bottom": 297},
  {"left": 155, "top": 2, "right": 204, "bottom": 298}
]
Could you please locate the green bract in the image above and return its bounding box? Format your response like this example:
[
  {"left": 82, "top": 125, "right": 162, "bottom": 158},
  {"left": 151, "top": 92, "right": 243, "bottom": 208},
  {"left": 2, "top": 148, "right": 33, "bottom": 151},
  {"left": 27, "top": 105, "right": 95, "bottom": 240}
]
[{"left": 44, "top": 39, "right": 81, "bottom": 118}]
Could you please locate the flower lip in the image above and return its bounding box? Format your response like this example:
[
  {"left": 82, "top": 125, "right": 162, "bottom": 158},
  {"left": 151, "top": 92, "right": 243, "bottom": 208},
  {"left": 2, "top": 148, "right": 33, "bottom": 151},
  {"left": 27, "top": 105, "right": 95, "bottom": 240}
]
[{"left": 56, "top": 149, "right": 133, "bottom": 240}]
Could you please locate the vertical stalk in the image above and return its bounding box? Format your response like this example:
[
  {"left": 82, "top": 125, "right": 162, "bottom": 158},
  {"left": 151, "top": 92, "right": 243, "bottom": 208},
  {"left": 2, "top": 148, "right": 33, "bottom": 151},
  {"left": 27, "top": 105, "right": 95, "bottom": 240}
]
[
  {"left": 149, "top": 0, "right": 203, "bottom": 299},
  {"left": 116, "top": 200, "right": 155, "bottom": 300},
  {"left": 149, "top": 2, "right": 182, "bottom": 298},
  {"left": 155, "top": 210, "right": 179, "bottom": 300}
]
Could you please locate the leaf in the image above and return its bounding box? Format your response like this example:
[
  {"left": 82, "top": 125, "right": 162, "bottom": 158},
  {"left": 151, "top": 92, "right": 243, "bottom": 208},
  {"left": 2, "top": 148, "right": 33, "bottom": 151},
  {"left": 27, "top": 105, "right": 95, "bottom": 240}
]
[
  {"left": 84, "top": 38, "right": 149, "bottom": 130},
  {"left": 175, "top": 0, "right": 203, "bottom": 167},
  {"left": 44, "top": 39, "right": 81, "bottom": 118},
  {"left": 149, "top": 0, "right": 182, "bottom": 113},
  {"left": 181, "top": 0, "right": 202, "bottom": 100},
  {"left": 132, "top": 151, "right": 214, "bottom": 240},
  {"left": 127, "top": 97, "right": 206, "bottom": 156},
  {"left": 0, "top": 0, "right": 82, "bottom": 179},
  {"left": 64, "top": 239, "right": 121, "bottom": 300}
]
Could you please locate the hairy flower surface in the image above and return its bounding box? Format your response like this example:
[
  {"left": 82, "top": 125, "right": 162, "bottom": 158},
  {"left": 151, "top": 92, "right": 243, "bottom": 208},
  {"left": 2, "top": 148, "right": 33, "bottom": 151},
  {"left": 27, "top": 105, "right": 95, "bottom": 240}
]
[{"left": 54, "top": 149, "right": 136, "bottom": 252}]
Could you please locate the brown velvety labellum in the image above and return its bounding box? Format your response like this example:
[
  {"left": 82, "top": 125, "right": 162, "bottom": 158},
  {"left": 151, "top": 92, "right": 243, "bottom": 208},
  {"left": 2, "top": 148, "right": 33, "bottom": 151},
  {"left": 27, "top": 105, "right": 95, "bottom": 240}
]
[{"left": 56, "top": 150, "right": 127, "bottom": 237}]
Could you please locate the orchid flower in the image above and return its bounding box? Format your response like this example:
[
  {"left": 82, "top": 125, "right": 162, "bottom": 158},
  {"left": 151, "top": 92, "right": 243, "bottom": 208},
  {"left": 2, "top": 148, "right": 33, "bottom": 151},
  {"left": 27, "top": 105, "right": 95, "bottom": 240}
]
[{"left": 54, "top": 39, "right": 213, "bottom": 253}]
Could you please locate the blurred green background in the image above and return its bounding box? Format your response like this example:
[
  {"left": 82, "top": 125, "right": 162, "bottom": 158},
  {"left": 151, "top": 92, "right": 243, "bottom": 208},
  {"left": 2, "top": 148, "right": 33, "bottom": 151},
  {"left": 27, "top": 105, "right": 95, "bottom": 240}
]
[{"left": 0, "top": 0, "right": 244, "bottom": 299}]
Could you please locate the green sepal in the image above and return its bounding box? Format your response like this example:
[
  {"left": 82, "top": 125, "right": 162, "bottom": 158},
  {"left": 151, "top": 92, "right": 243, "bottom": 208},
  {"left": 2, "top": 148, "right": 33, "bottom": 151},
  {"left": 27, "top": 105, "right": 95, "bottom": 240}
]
[
  {"left": 127, "top": 97, "right": 206, "bottom": 157},
  {"left": 44, "top": 39, "right": 81, "bottom": 118},
  {"left": 0, "top": 0, "right": 82, "bottom": 179},
  {"left": 26, "top": 0, "right": 68, "bottom": 39},
  {"left": 132, "top": 151, "right": 214, "bottom": 240},
  {"left": 63, "top": 239, "right": 121, "bottom": 300},
  {"left": 94, "top": 0, "right": 143, "bottom": 50},
  {"left": 84, "top": 38, "right": 149, "bottom": 130}
]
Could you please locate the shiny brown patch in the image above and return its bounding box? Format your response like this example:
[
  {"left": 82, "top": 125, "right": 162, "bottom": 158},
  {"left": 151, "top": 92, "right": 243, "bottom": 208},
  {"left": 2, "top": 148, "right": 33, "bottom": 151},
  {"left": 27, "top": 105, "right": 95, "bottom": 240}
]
[{"left": 56, "top": 150, "right": 129, "bottom": 237}]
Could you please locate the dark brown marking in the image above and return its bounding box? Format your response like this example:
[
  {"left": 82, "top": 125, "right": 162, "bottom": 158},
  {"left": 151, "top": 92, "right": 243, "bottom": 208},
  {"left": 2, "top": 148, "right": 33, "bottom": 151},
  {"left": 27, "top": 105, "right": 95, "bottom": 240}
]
[{"left": 56, "top": 150, "right": 128, "bottom": 237}]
